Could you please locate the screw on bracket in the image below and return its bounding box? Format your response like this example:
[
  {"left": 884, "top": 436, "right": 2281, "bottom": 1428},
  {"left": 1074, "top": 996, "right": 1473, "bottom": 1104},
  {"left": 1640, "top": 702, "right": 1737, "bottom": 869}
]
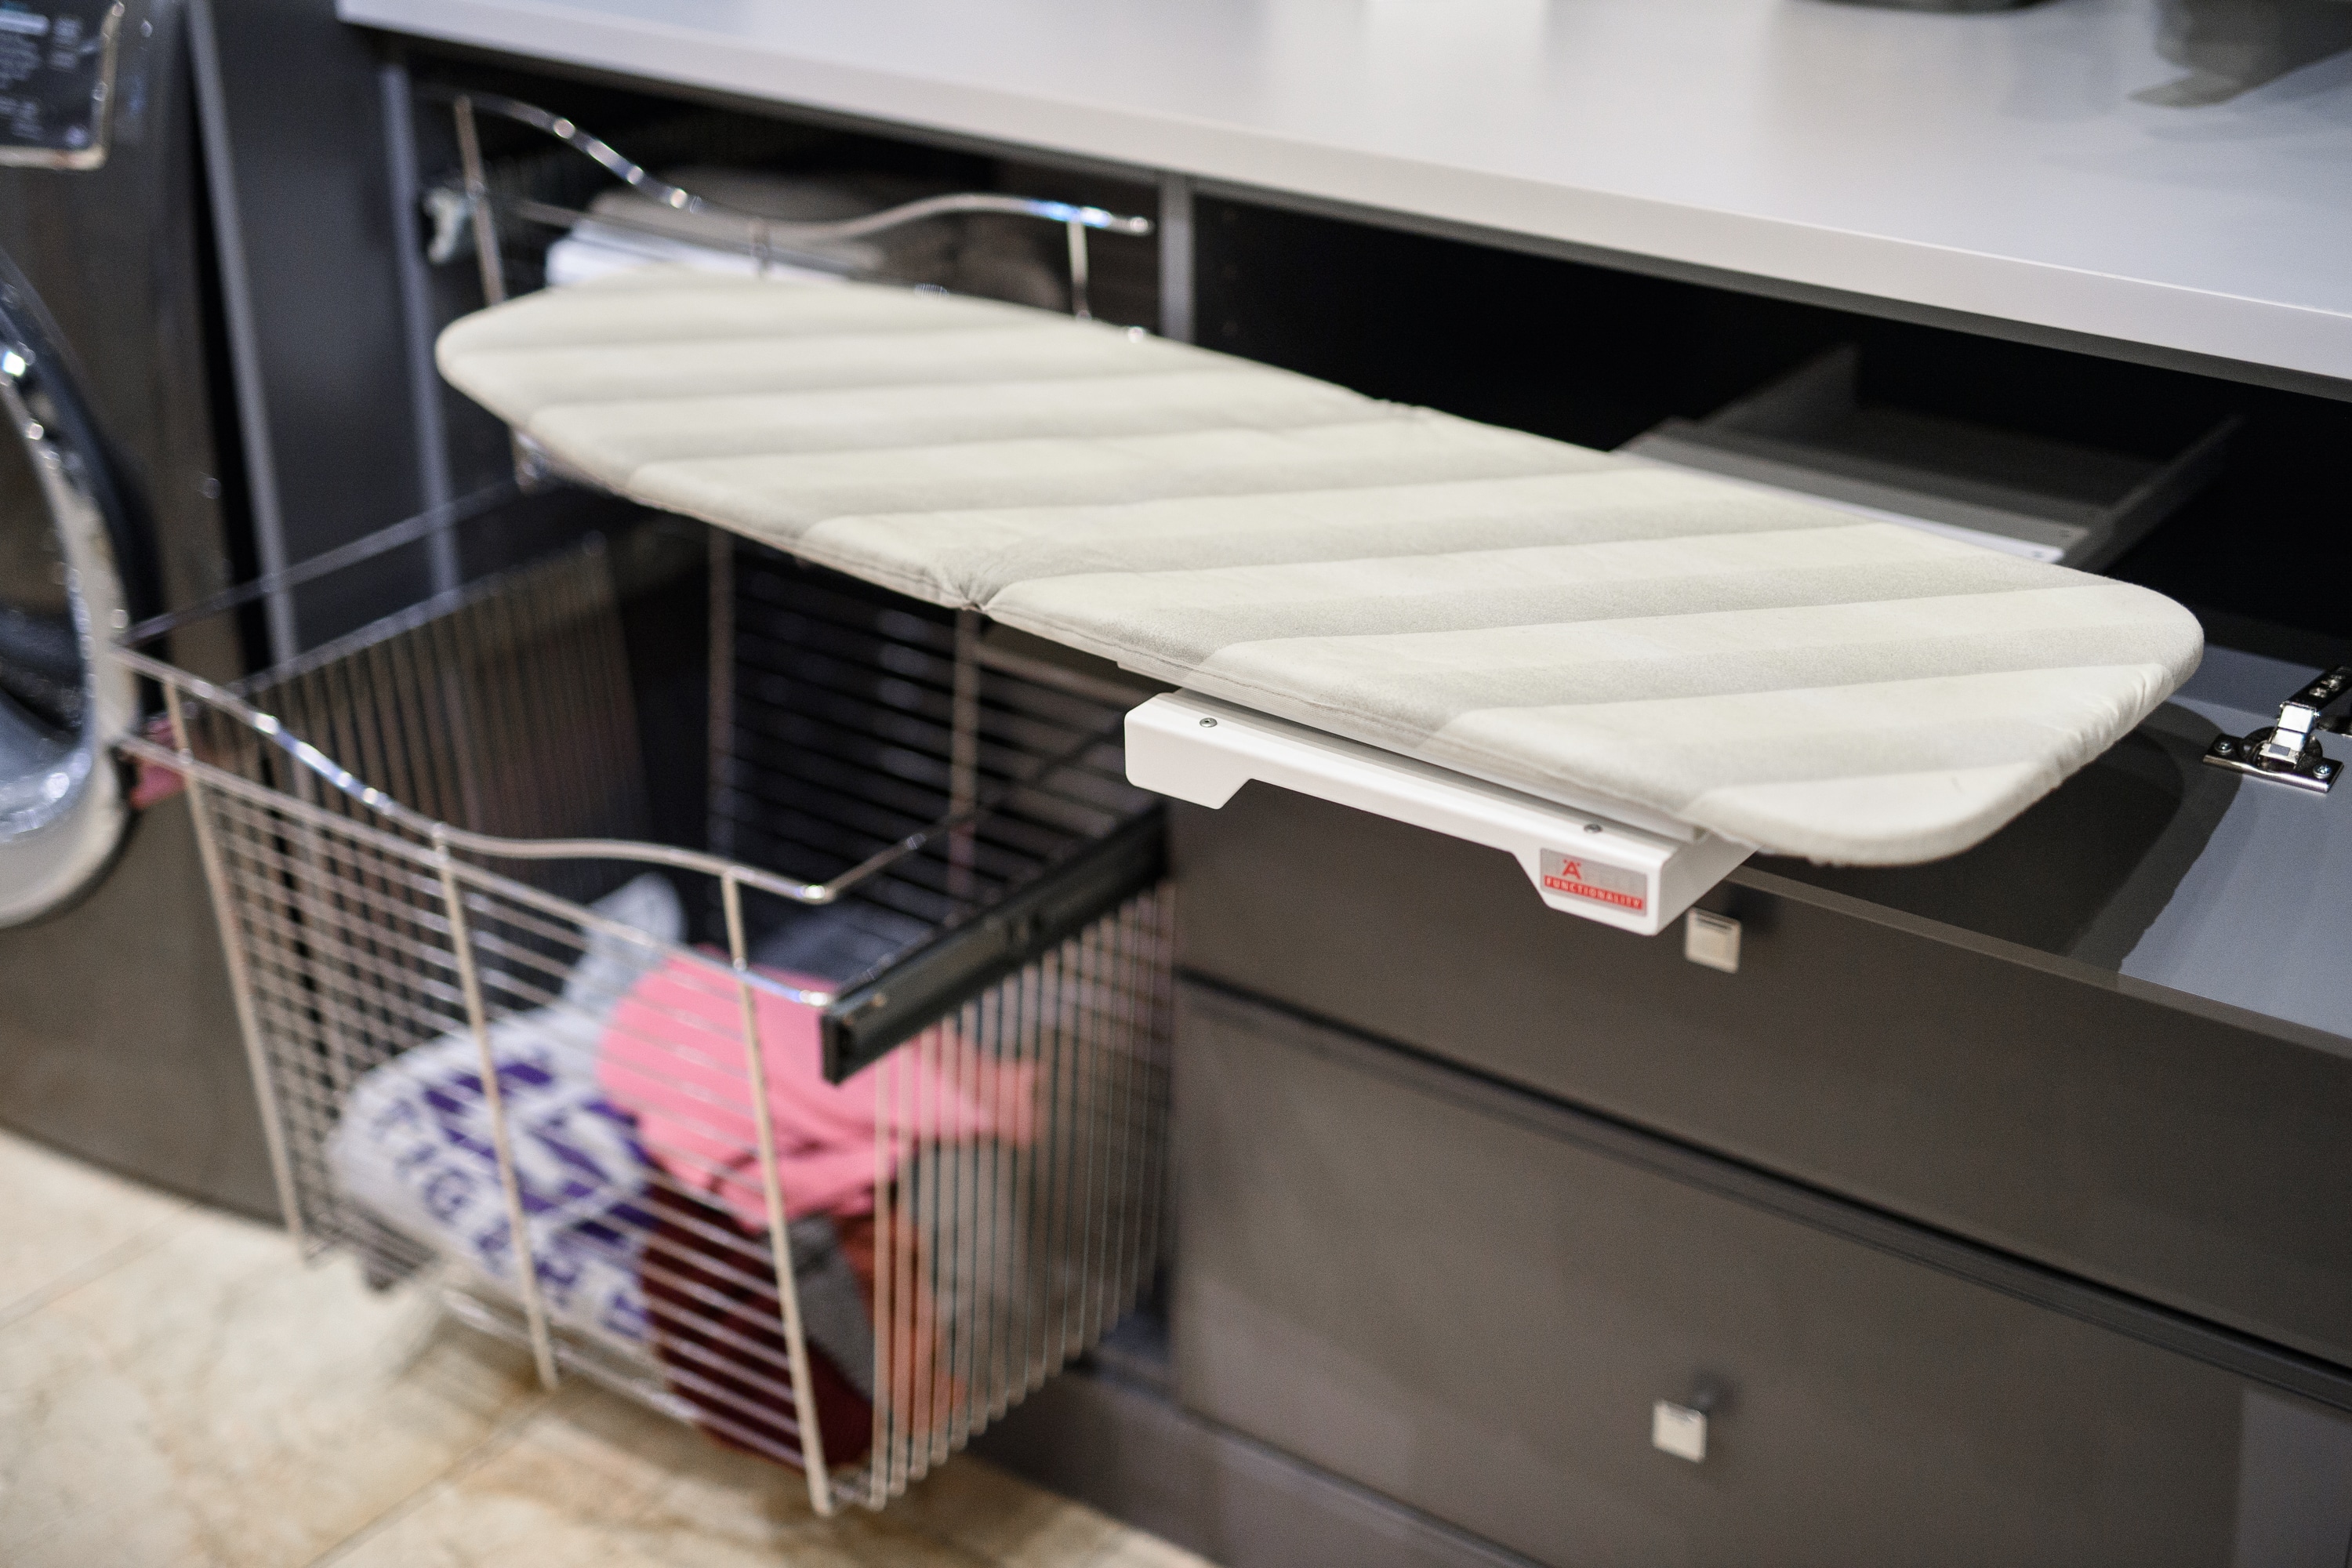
[{"left": 2204, "top": 665, "right": 2352, "bottom": 794}]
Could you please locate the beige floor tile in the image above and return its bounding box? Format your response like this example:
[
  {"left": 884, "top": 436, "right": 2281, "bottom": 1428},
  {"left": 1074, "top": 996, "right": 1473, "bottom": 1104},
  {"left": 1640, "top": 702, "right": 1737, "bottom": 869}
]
[
  {"left": 330, "top": 1377, "right": 995, "bottom": 1568},
  {"left": 0, "top": 1132, "right": 191, "bottom": 1327},
  {"left": 318, "top": 1410, "right": 642, "bottom": 1568},
  {"left": 892, "top": 1456, "right": 1138, "bottom": 1566},
  {"left": 0, "top": 1128, "right": 1206, "bottom": 1568},
  {"left": 1083, "top": 1530, "right": 1216, "bottom": 1568},
  {"left": 0, "top": 1207, "right": 543, "bottom": 1568}
]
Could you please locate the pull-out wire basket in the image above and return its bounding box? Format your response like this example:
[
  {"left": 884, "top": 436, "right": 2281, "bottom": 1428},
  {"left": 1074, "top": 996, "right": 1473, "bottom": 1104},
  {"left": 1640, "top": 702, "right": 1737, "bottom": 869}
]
[{"left": 117, "top": 525, "right": 1173, "bottom": 1514}]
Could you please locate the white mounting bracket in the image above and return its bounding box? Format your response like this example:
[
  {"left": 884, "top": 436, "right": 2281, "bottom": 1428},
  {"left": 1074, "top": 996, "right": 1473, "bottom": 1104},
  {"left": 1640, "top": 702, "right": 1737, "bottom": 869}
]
[{"left": 1124, "top": 691, "right": 1751, "bottom": 937}]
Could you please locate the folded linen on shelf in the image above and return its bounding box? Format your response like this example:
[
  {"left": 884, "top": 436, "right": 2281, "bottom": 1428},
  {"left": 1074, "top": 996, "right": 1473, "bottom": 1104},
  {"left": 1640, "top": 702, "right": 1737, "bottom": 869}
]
[{"left": 437, "top": 270, "right": 2204, "bottom": 866}]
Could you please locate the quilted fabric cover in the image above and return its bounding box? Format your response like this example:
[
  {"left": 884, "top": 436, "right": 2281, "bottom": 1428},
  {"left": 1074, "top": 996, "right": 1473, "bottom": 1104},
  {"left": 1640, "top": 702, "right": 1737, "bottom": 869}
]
[{"left": 437, "top": 268, "right": 2202, "bottom": 865}]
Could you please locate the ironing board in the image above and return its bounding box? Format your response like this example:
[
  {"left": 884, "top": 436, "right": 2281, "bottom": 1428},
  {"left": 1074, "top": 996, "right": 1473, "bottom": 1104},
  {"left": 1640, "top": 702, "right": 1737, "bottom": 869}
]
[{"left": 437, "top": 268, "right": 2201, "bottom": 870}]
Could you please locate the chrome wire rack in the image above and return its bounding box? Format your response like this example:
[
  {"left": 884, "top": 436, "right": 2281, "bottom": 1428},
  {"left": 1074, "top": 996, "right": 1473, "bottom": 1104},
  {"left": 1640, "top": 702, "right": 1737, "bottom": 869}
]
[
  {"left": 437, "top": 88, "right": 1154, "bottom": 320},
  {"left": 115, "top": 527, "right": 1174, "bottom": 1515}
]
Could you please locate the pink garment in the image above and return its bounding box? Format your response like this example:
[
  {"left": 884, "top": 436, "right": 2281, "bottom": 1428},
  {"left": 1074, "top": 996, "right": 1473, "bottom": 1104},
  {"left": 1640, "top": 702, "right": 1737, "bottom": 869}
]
[{"left": 596, "top": 953, "right": 1035, "bottom": 1231}]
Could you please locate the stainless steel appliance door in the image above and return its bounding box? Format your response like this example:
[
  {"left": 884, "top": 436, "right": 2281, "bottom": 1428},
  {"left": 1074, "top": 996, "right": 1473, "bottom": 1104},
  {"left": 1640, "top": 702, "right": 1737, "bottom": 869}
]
[{"left": 0, "top": 256, "right": 143, "bottom": 924}]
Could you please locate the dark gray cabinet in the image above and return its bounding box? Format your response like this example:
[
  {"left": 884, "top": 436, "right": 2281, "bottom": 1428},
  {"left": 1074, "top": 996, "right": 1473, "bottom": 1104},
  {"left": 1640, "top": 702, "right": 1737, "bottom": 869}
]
[
  {"left": 1172, "top": 782, "right": 2352, "bottom": 1372},
  {"left": 1175, "top": 982, "right": 2352, "bottom": 1568}
]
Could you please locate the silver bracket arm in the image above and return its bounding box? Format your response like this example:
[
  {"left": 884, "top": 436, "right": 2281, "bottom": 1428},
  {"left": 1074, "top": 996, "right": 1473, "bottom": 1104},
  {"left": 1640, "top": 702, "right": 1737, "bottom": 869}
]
[{"left": 2204, "top": 665, "right": 2352, "bottom": 792}]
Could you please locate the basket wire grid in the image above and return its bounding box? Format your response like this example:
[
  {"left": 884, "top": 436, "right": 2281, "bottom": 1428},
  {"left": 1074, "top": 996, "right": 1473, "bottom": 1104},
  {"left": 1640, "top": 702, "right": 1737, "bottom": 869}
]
[{"left": 117, "top": 531, "right": 1174, "bottom": 1514}]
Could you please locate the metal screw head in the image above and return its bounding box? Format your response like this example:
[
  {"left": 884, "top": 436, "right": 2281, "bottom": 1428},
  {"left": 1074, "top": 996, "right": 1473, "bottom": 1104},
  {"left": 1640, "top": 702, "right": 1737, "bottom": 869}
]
[
  {"left": 2215, "top": 740, "right": 2236, "bottom": 756},
  {"left": 1584, "top": 822, "right": 1603, "bottom": 834},
  {"left": 1199, "top": 717, "right": 1217, "bottom": 728}
]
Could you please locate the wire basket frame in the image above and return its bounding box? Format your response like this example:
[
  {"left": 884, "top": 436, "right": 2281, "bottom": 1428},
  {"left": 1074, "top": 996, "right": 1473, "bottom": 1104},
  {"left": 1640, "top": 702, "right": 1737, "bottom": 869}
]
[{"left": 118, "top": 535, "right": 1174, "bottom": 1514}]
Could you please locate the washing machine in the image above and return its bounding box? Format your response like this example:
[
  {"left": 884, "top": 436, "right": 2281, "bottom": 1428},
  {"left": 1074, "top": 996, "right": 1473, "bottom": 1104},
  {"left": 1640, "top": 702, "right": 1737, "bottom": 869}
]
[
  {"left": 0, "top": 0, "right": 280, "bottom": 1213},
  {"left": 0, "top": 0, "right": 441, "bottom": 1217}
]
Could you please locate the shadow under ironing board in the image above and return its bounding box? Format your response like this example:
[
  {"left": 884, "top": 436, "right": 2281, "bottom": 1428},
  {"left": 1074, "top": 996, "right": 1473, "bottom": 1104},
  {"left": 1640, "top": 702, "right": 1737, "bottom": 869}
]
[{"left": 1746, "top": 644, "right": 2352, "bottom": 1047}]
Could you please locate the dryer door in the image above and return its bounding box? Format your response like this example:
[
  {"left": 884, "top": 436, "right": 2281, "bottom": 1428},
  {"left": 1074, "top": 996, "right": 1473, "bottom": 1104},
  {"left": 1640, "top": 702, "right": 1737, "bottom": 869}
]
[{"left": 0, "top": 263, "right": 148, "bottom": 926}]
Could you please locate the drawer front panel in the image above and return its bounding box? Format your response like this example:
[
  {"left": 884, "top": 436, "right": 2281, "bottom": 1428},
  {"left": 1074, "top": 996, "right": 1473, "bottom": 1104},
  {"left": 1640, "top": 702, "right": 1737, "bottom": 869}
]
[
  {"left": 1171, "top": 787, "right": 2352, "bottom": 1367},
  {"left": 1174, "top": 983, "right": 2352, "bottom": 1568}
]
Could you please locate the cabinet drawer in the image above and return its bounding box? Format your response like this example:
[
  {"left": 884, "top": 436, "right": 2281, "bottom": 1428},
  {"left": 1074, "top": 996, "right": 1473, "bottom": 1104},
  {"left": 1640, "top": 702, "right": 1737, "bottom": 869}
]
[
  {"left": 1174, "top": 982, "right": 2352, "bottom": 1568},
  {"left": 1171, "top": 786, "right": 2352, "bottom": 1370}
]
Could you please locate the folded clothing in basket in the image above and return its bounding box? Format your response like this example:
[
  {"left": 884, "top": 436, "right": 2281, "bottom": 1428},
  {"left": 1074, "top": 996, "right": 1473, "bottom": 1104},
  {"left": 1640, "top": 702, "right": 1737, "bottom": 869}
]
[
  {"left": 329, "top": 1017, "right": 654, "bottom": 1344},
  {"left": 644, "top": 1179, "right": 879, "bottom": 1467},
  {"left": 594, "top": 928, "right": 1040, "bottom": 1466},
  {"left": 324, "top": 876, "right": 883, "bottom": 1437},
  {"left": 437, "top": 270, "right": 2205, "bottom": 866},
  {"left": 325, "top": 873, "right": 684, "bottom": 1345},
  {"left": 595, "top": 949, "right": 1036, "bottom": 1233}
]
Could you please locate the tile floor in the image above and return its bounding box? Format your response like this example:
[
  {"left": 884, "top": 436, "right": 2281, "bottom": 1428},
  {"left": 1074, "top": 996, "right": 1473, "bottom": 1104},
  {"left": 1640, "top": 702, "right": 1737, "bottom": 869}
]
[{"left": 0, "top": 1129, "right": 1205, "bottom": 1568}]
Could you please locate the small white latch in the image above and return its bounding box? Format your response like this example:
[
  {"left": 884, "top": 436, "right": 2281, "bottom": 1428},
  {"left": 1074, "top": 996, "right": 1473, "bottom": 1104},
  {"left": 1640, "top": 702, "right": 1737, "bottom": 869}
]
[
  {"left": 1684, "top": 909, "right": 1741, "bottom": 974},
  {"left": 1652, "top": 1399, "right": 1708, "bottom": 1463}
]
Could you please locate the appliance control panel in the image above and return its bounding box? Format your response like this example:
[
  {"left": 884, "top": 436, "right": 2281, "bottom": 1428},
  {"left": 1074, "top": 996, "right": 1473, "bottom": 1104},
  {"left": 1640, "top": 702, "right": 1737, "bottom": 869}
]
[{"left": 0, "top": 2, "right": 123, "bottom": 169}]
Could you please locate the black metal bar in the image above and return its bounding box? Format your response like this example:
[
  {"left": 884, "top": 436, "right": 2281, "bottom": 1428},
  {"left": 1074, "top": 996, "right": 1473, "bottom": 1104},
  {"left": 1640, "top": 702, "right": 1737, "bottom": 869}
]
[{"left": 822, "top": 808, "right": 1167, "bottom": 1081}]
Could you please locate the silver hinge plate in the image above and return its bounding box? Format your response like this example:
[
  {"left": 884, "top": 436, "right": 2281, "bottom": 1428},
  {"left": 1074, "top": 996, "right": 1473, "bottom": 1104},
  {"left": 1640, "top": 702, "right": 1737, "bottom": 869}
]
[{"left": 2203, "top": 666, "right": 2350, "bottom": 793}]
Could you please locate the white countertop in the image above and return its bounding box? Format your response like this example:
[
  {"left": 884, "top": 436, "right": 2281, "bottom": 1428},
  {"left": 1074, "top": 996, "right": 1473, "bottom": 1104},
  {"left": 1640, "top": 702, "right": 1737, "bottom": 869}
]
[{"left": 340, "top": 0, "right": 2352, "bottom": 387}]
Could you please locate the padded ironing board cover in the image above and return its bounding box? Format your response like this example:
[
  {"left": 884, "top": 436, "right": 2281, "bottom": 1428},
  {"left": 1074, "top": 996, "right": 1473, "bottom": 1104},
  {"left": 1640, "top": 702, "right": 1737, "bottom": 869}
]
[{"left": 437, "top": 268, "right": 2202, "bottom": 866}]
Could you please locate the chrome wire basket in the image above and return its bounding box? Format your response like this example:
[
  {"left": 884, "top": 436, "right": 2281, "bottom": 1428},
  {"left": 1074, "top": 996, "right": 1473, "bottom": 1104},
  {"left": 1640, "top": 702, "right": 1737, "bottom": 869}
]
[{"left": 116, "top": 524, "right": 1173, "bottom": 1514}]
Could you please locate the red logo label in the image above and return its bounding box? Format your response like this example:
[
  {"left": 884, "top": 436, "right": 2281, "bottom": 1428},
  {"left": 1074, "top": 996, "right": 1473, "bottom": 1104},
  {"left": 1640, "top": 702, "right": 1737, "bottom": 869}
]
[{"left": 1538, "top": 850, "right": 1646, "bottom": 912}]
